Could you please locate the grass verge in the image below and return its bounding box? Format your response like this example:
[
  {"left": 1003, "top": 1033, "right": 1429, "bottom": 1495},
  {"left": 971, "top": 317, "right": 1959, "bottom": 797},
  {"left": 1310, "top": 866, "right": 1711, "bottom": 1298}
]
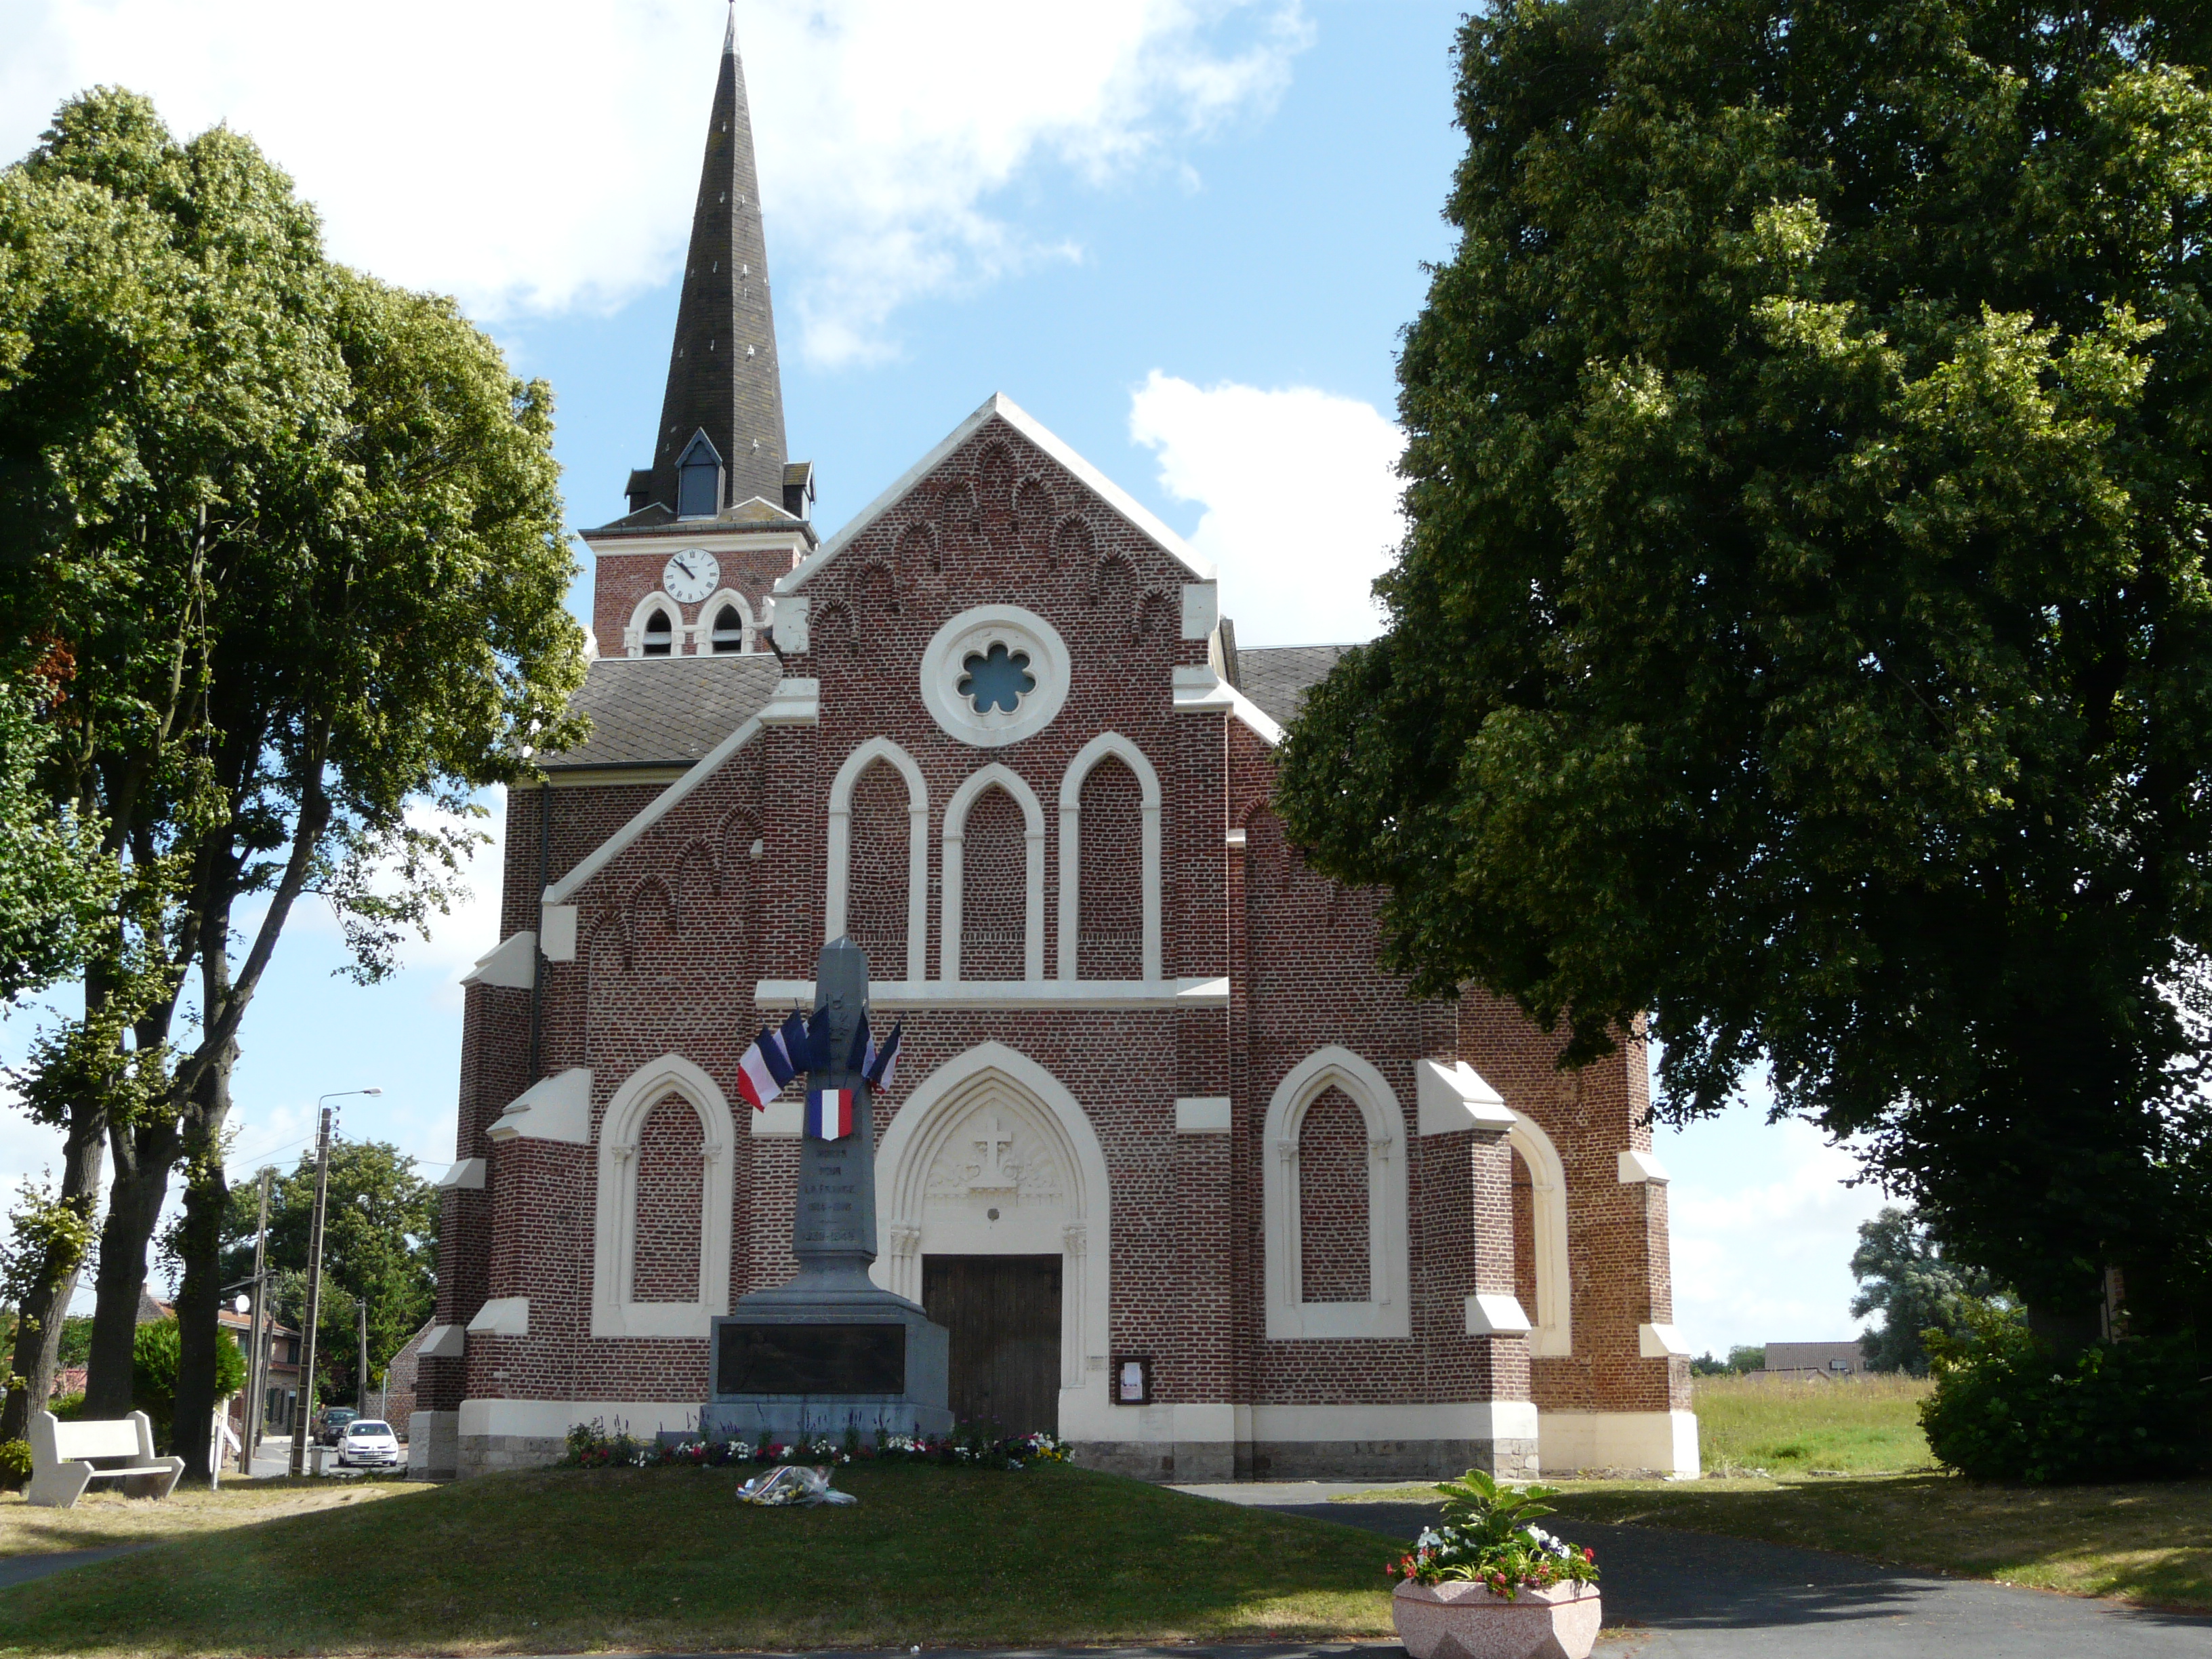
[
  {"left": 0, "top": 1477, "right": 412, "bottom": 1557},
  {"left": 1339, "top": 1473, "right": 2212, "bottom": 1609},
  {"left": 0, "top": 1464, "right": 1395, "bottom": 1655},
  {"left": 1692, "top": 1373, "right": 1936, "bottom": 1475}
]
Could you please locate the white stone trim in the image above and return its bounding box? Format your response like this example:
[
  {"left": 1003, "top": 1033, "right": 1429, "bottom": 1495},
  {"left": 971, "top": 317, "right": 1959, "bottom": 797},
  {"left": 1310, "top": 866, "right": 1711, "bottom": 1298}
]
[
  {"left": 1639, "top": 1322, "right": 1690, "bottom": 1359},
  {"left": 872, "top": 1042, "right": 1111, "bottom": 1408},
  {"left": 695, "top": 588, "right": 757, "bottom": 655},
  {"left": 590, "top": 1054, "right": 735, "bottom": 1339},
  {"left": 1415, "top": 1059, "right": 1516, "bottom": 1134},
  {"left": 767, "top": 594, "right": 809, "bottom": 653},
  {"left": 539, "top": 904, "right": 578, "bottom": 962},
  {"left": 779, "top": 392, "right": 1215, "bottom": 596},
  {"left": 1539, "top": 1409, "right": 1700, "bottom": 1476},
  {"left": 1246, "top": 1401, "right": 1540, "bottom": 1444},
  {"left": 754, "top": 977, "right": 1227, "bottom": 1010},
  {"left": 460, "top": 930, "right": 536, "bottom": 989},
  {"left": 758, "top": 677, "right": 819, "bottom": 726},
  {"left": 747, "top": 1099, "right": 802, "bottom": 1137},
  {"left": 418, "top": 1324, "right": 465, "bottom": 1359},
  {"left": 1054, "top": 732, "right": 1162, "bottom": 983},
  {"left": 825, "top": 737, "right": 930, "bottom": 983},
  {"left": 1504, "top": 1110, "right": 1575, "bottom": 1359},
  {"left": 1465, "top": 1294, "right": 1532, "bottom": 1336},
  {"left": 467, "top": 1297, "right": 530, "bottom": 1336},
  {"left": 941, "top": 764, "right": 1046, "bottom": 983},
  {"left": 1170, "top": 664, "right": 1284, "bottom": 747},
  {"left": 1174, "top": 1097, "right": 1232, "bottom": 1133},
  {"left": 1180, "top": 581, "right": 1218, "bottom": 640},
  {"left": 543, "top": 716, "right": 766, "bottom": 906},
  {"left": 487, "top": 1067, "right": 593, "bottom": 1144},
  {"left": 1262, "top": 1046, "right": 1411, "bottom": 1340},
  {"left": 623, "top": 590, "right": 683, "bottom": 658},
  {"left": 920, "top": 606, "right": 1071, "bottom": 749},
  {"left": 1618, "top": 1149, "right": 1671, "bottom": 1184},
  {"left": 458, "top": 1396, "right": 705, "bottom": 1443},
  {"left": 438, "top": 1159, "right": 487, "bottom": 1191}
]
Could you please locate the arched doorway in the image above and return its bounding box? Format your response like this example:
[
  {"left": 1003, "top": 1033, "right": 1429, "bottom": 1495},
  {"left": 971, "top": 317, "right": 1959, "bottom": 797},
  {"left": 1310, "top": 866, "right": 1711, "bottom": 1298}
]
[{"left": 874, "top": 1044, "right": 1111, "bottom": 1437}]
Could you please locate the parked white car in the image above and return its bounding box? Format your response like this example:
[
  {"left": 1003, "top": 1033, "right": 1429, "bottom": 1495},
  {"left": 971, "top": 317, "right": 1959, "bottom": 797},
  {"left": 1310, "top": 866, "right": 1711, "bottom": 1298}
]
[{"left": 334, "top": 1418, "right": 400, "bottom": 1469}]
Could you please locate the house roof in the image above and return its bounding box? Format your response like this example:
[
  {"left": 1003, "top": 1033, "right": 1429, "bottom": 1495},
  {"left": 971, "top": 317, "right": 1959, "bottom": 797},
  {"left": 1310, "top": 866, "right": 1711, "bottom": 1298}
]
[
  {"left": 540, "top": 655, "right": 782, "bottom": 775},
  {"left": 1236, "top": 645, "right": 1351, "bottom": 729}
]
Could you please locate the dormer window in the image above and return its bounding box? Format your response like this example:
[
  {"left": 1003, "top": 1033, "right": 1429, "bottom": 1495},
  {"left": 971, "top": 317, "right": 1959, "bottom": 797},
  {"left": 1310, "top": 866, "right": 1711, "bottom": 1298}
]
[
  {"left": 642, "top": 610, "right": 674, "bottom": 656},
  {"left": 710, "top": 605, "right": 745, "bottom": 653},
  {"left": 676, "top": 430, "right": 723, "bottom": 519}
]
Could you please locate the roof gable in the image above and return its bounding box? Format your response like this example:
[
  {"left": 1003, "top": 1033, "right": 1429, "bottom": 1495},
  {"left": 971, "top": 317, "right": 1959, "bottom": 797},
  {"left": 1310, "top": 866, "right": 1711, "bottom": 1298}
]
[{"left": 775, "top": 393, "right": 1214, "bottom": 596}]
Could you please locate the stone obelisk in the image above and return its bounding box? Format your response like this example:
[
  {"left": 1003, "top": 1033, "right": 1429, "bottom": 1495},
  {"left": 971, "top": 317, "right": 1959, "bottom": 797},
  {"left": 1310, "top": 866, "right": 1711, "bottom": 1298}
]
[{"left": 700, "top": 938, "right": 952, "bottom": 1446}]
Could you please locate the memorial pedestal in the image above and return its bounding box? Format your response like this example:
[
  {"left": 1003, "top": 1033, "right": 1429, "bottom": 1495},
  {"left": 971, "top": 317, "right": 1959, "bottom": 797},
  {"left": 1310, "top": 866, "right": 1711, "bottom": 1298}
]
[{"left": 699, "top": 939, "right": 954, "bottom": 1448}]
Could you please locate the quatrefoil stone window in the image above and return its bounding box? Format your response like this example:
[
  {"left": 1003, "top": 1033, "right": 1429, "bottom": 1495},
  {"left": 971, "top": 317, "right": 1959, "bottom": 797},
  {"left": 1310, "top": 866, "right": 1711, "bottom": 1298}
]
[
  {"left": 920, "top": 605, "right": 1070, "bottom": 747},
  {"left": 959, "top": 642, "right": 1036, "bottom": 714}
]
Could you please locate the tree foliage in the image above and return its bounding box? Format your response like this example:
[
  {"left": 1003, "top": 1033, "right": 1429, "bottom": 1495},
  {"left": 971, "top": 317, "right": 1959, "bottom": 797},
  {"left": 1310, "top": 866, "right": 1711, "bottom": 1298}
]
[
  {"left": 1849, "top": 1205, "right": 2009, "bottom": 1373},
  {"left": 130, "top": 1317, "right": 243, "bottom": 1454},
  {"left": 0, "top": 87, "right": 588, "bottom": 1467},
  {"left": 1277, "top": 0, "right": 2212, "bottom": 1330},
  {"left": 203, "top": 1139, "right": 436, "bottom": 1406}
]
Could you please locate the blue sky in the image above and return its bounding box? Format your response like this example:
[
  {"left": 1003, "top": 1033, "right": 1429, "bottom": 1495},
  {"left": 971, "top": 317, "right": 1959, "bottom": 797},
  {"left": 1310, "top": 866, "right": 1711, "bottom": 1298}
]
[{"left": 0, "top": 0, "right": 1888, "bottom": 1353}]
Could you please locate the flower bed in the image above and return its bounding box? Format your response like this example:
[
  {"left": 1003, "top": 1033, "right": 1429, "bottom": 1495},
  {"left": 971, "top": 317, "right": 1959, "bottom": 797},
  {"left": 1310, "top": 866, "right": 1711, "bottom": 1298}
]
[{"left": 562, "top": 1420, "right": 1069, "bottom": 1473}]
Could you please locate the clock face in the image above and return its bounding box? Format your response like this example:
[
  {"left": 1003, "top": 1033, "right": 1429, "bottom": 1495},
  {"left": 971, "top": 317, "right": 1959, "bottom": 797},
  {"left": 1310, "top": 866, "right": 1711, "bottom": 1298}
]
[{"left": 662, "top": 548, "right": 720, "bottom": 605}]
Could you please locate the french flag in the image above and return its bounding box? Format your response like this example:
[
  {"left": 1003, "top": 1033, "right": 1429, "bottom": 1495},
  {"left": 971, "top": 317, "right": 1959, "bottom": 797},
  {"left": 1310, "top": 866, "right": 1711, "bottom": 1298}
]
[
  {"left": 867, "top": 1021, "right": 903, "bottom": 1094},
  {"left": 806, "top": 1086, "right": 856, "bottom": 1141},
  {"left": 735, "top": 1025, "right": 799, "bottom": 1110}
]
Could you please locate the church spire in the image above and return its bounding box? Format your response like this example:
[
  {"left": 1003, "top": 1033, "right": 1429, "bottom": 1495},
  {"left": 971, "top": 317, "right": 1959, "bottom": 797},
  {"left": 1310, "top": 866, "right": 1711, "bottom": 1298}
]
[{"left": 636, "top": 5, "right": 790, "bottom": 518}]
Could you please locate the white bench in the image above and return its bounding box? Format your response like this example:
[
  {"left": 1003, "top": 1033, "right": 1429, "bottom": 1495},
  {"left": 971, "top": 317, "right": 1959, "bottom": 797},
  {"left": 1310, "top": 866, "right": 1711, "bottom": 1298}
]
[{"left": 26, "top": 1410, "right": 184, "bottom": 1508}]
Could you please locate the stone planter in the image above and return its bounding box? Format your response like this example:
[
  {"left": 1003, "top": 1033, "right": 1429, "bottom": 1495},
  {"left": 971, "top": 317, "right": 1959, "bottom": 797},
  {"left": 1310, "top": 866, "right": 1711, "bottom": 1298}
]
[{"left": 1391, "top": 1576, "right": 1601, "bottom": 1659}]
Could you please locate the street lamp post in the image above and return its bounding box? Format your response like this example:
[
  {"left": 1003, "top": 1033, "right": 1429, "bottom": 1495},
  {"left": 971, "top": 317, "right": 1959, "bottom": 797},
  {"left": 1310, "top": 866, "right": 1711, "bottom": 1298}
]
[{"left": 288, "top": 1088, "right": 380, "bottom": 1478}]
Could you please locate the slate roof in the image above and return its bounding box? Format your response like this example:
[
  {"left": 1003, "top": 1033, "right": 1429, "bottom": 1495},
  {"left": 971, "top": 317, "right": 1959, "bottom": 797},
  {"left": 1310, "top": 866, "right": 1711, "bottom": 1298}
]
[
  {"left": 1236, "top": 645, "right": 1352, "bottom": 729},
  {"left": 541, "top": 655, "right": 781, "bottom": 774}
]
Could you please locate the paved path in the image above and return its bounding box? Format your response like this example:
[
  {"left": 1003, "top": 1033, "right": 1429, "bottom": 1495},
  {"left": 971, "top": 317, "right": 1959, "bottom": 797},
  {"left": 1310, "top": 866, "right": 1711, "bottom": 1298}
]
[
  {"left": 1176, "top": 1485, "right": 2212, "bottom": 1657},
  {"left": 0, "top": 1544, "right": 150, "bottom": 1591}
]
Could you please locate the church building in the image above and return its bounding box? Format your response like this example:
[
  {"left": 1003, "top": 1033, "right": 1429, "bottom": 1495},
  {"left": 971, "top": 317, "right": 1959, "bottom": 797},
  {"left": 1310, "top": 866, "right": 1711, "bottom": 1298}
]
[{"left": 411, "top": 14, "right": 1698, "bottom": 1483}]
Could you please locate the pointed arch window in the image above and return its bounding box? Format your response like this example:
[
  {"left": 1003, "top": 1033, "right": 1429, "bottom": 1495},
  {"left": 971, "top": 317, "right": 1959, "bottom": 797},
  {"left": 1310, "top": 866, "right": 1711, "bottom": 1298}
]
[
  {"left": 711, "top": 605, "right": 745, "bottom": 653},
  {"left": 642, "top": 610, "right": 674, "bottom": 656},
  {"left": 676, "top": 430, "right": 723, "bottom": 519}
]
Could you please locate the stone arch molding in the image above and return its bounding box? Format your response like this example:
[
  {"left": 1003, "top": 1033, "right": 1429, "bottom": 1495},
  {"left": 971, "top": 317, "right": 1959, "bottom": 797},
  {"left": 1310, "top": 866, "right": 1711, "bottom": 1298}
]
[
  {"left": 825, "top": 738, "right": 930, "bottom": 983},
  {"left": 1507, "top": 1109, "right": 1574, "bottom": 1358},
  {"left": 591, "top": 1054, "right": 735, "bottom": 1338},
  {"left": 623, "top": 590, "right": 684, "bottom": 657},
  {"left": 941, "top": 765, "right": 1046, "bottom": 982},
  {"left": 697, "top": 588, "right": 756, "bottom": 653},
  {"left": 1263, "top": 1046, "right": 1412, "bottom": 1340},
  {"left": 1055, "top": 732, "right": 1162, "bottom": 983},
  {"left": 872, "top": 1042, "right": 1110, "bottom": 1400}
]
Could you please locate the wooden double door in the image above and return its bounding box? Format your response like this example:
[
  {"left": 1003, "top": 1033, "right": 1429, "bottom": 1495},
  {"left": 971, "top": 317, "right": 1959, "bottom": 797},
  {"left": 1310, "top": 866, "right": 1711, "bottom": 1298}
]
[{"left": 921, "top": 1254, "right": 1063, "bottom": 1437}]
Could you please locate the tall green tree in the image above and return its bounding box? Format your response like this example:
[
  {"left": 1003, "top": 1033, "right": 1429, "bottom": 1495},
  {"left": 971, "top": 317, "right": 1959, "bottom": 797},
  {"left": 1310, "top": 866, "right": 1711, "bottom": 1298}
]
[
  {"left": 0, "top": 89, "right": 587, "bottom": 1475},
  {"left": 1850, "top": 1205, "right": 2009, "bottom": 1372},
  {"left": 197, "top": 1139, "right": 436, "bottom": 1410},
  {"left": 1277, "top": 0, "right": 2212, "bottom": 1335}
]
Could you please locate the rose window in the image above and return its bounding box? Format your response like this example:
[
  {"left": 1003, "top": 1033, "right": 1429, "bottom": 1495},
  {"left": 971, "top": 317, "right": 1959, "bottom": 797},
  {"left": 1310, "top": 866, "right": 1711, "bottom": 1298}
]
[{"left": 958, "top": 642, "right": 1036, "bottom": 714}]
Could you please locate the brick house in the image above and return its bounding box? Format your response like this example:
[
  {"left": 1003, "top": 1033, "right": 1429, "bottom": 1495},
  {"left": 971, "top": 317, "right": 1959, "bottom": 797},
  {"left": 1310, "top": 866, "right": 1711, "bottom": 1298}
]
[{"left": 410, "top": 9, "right": 1696, "bottom": 1483}]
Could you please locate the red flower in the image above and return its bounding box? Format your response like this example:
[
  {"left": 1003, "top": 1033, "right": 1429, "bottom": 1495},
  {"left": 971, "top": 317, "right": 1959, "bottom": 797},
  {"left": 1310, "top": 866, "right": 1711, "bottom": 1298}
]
[{"left": 1583, "top": 1548, "right": 1595, "bottom": 1563}]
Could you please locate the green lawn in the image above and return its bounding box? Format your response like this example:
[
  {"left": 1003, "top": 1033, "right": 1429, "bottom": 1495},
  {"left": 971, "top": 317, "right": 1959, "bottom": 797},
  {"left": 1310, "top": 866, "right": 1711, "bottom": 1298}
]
[
  {"left": 1692, "top": 1373, "right": 1936, "bottom": 1475},
  {"left": 0, "top": 1464, "right": 1397, "bottom": 1656}
]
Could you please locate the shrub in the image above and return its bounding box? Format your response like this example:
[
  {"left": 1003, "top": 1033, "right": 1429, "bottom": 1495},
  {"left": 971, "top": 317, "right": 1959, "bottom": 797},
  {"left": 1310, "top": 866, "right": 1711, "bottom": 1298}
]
[
  {"left": 132, "top": 1319, "right": 247, "bottom": 1452},
  {"left": 0, "top": 1438, "right": 30, "bottom": 1490},
  {"left": 1385, "top": 1470, "right": 1599, "bottom": 1601},
  {"left": 1921, "top": 1309, "right": 2211, "bottom": 1482}
]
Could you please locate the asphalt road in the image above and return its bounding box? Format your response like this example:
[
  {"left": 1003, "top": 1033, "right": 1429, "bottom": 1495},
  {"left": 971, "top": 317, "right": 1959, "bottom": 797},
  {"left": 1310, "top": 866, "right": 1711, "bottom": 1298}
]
[{"left": 1186, "top": 1486, "right": 2212, "bottom": 1658}]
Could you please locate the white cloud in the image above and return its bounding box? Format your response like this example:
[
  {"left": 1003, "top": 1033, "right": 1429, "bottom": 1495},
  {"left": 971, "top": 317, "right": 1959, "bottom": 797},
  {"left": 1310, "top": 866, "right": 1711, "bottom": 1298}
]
[
  {"left": 1656, "top": 1115, "right": 1890, "bottom": 1359},
  {"left": 1, "top": 0, "right": 1309, "bottom": 363},
  {"left": 1128, "top": 369, "right": 1404, "bottom": 647}
]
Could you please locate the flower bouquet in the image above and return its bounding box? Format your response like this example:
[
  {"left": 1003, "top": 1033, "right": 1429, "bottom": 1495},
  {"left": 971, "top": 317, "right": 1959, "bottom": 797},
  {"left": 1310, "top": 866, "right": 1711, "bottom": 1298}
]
[{"left": 1385, "top": 1470, "right": 1601, "bottom": 1659}]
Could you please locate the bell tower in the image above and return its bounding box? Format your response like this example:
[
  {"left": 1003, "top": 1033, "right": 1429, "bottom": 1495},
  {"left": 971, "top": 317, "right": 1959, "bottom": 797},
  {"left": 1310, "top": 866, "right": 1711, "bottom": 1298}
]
[{"left": 581, "top": 3, "right": 816, "bottom": 659}]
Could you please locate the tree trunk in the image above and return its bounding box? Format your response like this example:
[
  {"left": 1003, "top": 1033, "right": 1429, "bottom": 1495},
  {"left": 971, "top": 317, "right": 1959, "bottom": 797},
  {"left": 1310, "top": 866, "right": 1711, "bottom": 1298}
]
[
  {"left": 0, "top": 1111, "right": 105, "bottom": 1443},
  {"left": 169, "top": 1054, "right": 234, "bottom": 1481},
  {"left": 83, "top": 1116, "right": 180, "bottom": 1420}
]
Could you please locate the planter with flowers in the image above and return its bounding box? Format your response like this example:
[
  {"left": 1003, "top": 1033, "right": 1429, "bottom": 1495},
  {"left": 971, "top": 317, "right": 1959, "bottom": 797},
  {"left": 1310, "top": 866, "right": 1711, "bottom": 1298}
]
[{"left": 1385, "top": 1471, "right": 1601, "bottom": 1659}]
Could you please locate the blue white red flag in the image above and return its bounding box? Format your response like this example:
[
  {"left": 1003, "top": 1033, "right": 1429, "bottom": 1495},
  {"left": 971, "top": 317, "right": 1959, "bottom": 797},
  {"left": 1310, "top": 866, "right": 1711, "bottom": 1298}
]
[
  {"left": 734, "top": 1031, "right": 785, "bottom": 1111},
  {"left": 806, "top": 1086, "right": 855, "bottom": 1141},
  {"left": 760, "top": 1019, "right": 802, "bottom": 1086},
  {"left": 867, "top": 1021, "right": 903, "bottom": 1093},
  {"left": 779, "top": 1009, "right": 815, "bottom": 1073},
  {"left": 846, "top": 1010, "right": 872, "bottom": 1077}
]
